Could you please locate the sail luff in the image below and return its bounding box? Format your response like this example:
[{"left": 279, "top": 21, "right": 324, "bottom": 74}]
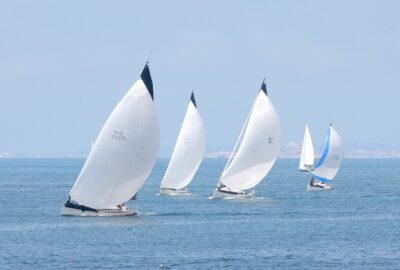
[
  {"left": 299, "top": 127, "right": 308, "bottom": 171},
  {"left": 304, "top": 125, "right": 315, "bottom": 166},
  {"left": 221, "top": 80, "right": 267, "bottom": 176},
  {"left": 221, "top": 99, "right": 256, "bottom": 177}
]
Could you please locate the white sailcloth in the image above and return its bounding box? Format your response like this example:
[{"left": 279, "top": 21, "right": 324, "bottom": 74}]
[
  {"left": 311, "top": 125, "right": 343, "bottom": 182},
  {"left": 69, "top": 64, "right": 160, "bottom": 209},
  {"left": 160, "top": 92, "right": 206, "bottom": 190},
  {"left": 299, "top": 125, "right": 314, "bottom": 171},
  {"left": 219, "top": 82, "right": 282, "bottom": 191}
]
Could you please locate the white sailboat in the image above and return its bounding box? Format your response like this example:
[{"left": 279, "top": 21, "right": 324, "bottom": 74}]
[
  {"left": 307, "top": 124, "right": 343, "bottom": 191},
  {"left": 159, "top": 92, "right": 206, "bottom": 195},
  {"left": 299, "top": 125, "right": 314, "bottom": 172},
  {"left": 213, "top": 80, "right": 282, "bottom": 198},
  {"left": 61, "top": 63, "right": 160, "bottom": 216}
]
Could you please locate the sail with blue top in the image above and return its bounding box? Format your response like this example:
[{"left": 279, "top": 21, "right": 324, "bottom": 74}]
[{"left": 311, "top": 125, "right": 343, "bottom": 182}]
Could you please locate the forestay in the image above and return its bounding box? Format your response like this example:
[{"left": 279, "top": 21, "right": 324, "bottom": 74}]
[
  {"left": 69, "top": 64, "right": 160, "bottom": 209},
  {"left": 219, "top": 82, "right": 282, "bottom": 191},
  {"left": 299, "top": 125, "right": 314, "bottom": 170},
  {"left": 160, "top": 92, "right": 206, "bottom": 190},
  {"left": 311, "top": 125, "right": 343, "bottom": 182}
]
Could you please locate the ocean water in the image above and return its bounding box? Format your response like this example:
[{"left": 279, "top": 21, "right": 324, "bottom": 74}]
[{"left": 0, "top": 158, "right": 399, "bottom": 269}]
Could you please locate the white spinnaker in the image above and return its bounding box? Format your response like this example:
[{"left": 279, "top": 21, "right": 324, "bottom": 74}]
[
  {"left": 160, "top": 97, "right": 206, "bottom": 190},
  {"left": 311, "top": 126, "right": 343, "bottom": 181},
  {"left": 299, "top": 125, "right": 314, "bottom": 170},
  {"left": 219, "top": 89, "right": 282, "bottom": 191},
  {"left": 70, "top": 78, "right": 160, "bottom": 209}
]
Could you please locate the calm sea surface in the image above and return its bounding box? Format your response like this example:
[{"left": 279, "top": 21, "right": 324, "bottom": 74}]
[{"left": 0, "top": 158, "right": 399, "bottom": 269}]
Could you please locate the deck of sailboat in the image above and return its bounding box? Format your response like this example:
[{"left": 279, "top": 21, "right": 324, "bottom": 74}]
[
  {"left": 212, "top": 188, "right": 253, "bottom": 199},
  {"left": 306, "top": 181, "right": 332, "bottom": 191}
]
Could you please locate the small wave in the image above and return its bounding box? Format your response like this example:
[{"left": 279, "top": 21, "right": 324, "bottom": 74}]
[
  {"left": 136, "top": 211, "right": 158, "bottom": 216},
  {"left": 144, "top": 211, "right": 268, "bottom": 218}
]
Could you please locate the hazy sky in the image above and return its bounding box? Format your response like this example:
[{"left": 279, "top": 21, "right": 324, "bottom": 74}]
[{"left": 0, "top": 1, "right": 399, "bottom": 154}]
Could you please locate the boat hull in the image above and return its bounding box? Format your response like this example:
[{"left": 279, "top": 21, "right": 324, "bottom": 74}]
[
  {"left": 212, "top": 188, "right": 252, "bottom": 199},
  {"left": 159, "top": 188, "right": 189, "bottom": 196},
  {"left": 61, "top": 206, "right": 137, "bottom": 217},
  {"left": 306, "top": 181, "right": 332, "bottom": 191},
  {"left": 298, "top": 169, "right": 309, "bottom": 172}
]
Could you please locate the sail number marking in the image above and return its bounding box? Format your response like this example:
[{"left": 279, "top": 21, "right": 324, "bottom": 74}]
[{"left": 112, "top": 130, "right": 126, "bottom": 141}]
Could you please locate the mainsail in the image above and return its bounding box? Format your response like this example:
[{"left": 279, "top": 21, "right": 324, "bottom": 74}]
[
  {"left": 160, "top": 92, "right": 206, "bottom": 190},
  {"left": 69, "top": 63, "right": 160, "bottom": 209},
  {"left": 218, "top": 81, "right": 282, "bottom": 191},
  {"left": 311, "top": 125, "right": 343, "bottom": 182},
  {"left": 299, "top": 125, "right": 314, "bottom": 171}
]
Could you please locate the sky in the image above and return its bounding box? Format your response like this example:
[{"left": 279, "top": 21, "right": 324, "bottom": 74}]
[{"left": 0, "top": 1, "right": 399, "bottom": 155}]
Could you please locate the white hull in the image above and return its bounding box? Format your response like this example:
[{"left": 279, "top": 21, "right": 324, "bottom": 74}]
[
  {"left": 61, "top": 206, "right": 137, "bottom": 217},
  {"left": 306, "top": 181, "right": 332, "bottom": 191},
  {"left": 212, "top": 188, "right": 252, "bottom": 199},
  {"left": 159, "top": 188, "right": 189, "bottom": 196}
]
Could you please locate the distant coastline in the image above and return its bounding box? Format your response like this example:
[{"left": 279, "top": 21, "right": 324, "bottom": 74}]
[{"left": 1, "top": 142, "right": 400, "bottom": 159}]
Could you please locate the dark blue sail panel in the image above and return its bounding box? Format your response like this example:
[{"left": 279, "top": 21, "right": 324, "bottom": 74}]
[
  {"left": 65, "top": 197, "right": 98, "bottom": 213},
  {"left": 141, "top": 64, "right": 154, "bottom": 100},
  {"left": 190, "top": 91, "right": 197, "bottom": 108},
  {"left": 261, "top": 80, "right": 267, "bottom": 95}
]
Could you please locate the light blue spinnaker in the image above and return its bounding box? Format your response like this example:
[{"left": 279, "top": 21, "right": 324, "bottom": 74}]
[{"left": 311, "top": 125, "right": 343, "bottom": 182}]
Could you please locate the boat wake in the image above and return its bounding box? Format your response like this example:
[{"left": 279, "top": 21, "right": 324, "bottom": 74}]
[
  {"left": 156, "top": 192, "right": 196, "bottom": 197},
  {"left": 208, "top": 195, "right": 269, "bottom": 202},
  {"left": 136, "top": 211, "right": 158, "bottom": 216}
]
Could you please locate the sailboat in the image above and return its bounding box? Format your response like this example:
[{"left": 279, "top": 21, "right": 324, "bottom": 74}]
[
  {"left": 307, "top": 124, "right": 343, "bottom": 191},
  {"left": 159, "top": 92, "right": 206, "bottom": 195},
  {"left": 61, "top": 63, "right": 160, "bottom": 216},
  {"left": 213, "top": 80, "right": 282, "bottom": 198},
  {"left": 299, "top": 125, "right": 314, "bottom": 172}
]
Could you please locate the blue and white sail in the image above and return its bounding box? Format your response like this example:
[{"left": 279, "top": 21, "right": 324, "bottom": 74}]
[{"left": 311, "top": 125, "right": 343, "bottom": 182}]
